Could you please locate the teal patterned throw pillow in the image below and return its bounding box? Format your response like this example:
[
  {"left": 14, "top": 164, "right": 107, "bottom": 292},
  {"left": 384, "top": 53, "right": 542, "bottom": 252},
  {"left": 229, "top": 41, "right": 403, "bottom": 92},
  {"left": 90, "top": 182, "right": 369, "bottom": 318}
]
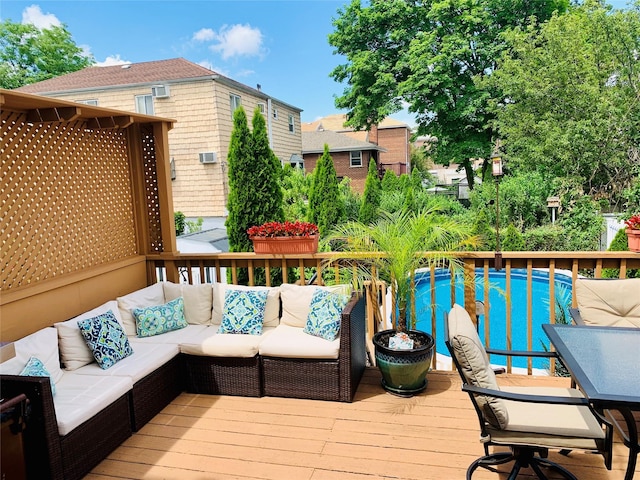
[
  {"left": 219, "top": 289, "right": 268, "bottom": 335},
  {"left": 77, "top": 311, "right": 133, "bottom": 369},
  {"left": 133, "top": 297, "right": 188, "bottom": 337},
  {"left": 20, "top": 356, "right": 56, "bottom": 395},
  {"left": 304, "top": 289, "right": 350, "bottom": 341}
]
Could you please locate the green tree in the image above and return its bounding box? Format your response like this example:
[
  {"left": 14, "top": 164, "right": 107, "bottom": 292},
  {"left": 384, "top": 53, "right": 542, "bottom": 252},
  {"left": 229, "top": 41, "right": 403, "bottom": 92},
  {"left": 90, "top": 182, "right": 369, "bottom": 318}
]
[
  {"left": 359, "top": 158, "right": 381, "bottom": 224},
  {"left": 174, "top": 212, "right": 186, "bottom": 237},
  {"left": 602, "top": 227, "right": 639, "bottom": 279},
  {"left": 309, "top": 144, "right": 345, "bottom": 235},
  {"left": 490, "top": 2, "right": 640, "bottom": 209},
  {"left": 502, "top": 224, "right": 525, "bottom": 251},
  {"left": 381, "top": 169, "right": 399, "bottom": 192},
  {"left": 281, "top": 165, "right": 312, "bottom": 221},
  {"left": 0, "top": 20, "right": 94, "bottom": 89},
  {"left": 328, "top": 0, "right": 567, "bottom": 189},
  {"left": 225, "top": 107, "right": 254, "bottom": 254}
]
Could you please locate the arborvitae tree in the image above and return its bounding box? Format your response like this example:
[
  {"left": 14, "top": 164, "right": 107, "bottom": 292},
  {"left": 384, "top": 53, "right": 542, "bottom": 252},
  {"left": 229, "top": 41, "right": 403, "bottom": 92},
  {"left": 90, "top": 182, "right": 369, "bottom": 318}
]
[
  {"left": 225, "top": 107, "right": 254, "bottom": 254},
  {"left": 250, "top": 107, "right": 284, "bottom": 226},
  {"left": 403, "top": 187, "right": 416, "bottom": 214},
  {"left": 359, "top": 158, "right": 381, "bottom": 224},
  {"left": 309, "top": 144, "right": 345, "bottom": 235},
  {"left": 502, "top": 223, "right": 525, "bottom": 251},
  {"left": 472, "top": 209, "right": 496, "bottom": 250},
  {"left": 410, "top": 166, "right": 423, "bottom": 190},
  {"left": 381, "top": 169, "right": 399, "bottom": 192}
]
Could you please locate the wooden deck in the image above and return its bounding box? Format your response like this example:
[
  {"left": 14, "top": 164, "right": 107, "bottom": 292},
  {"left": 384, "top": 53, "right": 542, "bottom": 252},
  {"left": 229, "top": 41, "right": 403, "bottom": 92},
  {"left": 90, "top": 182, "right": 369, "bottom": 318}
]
[{"left": 87, "top": 368, "right": 637, "bottom": 480}]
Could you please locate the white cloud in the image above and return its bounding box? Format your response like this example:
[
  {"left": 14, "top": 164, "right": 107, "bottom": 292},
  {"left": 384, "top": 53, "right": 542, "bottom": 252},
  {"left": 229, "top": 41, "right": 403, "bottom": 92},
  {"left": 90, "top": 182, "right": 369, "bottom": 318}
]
[
  {"left": 95, "top": 55, "right": 131, "bottom": 67},
  {"left": 197, "top": 60, "right": 215, "bottom": 71},
  {"left": 193, "top": 28, "right": 215, "bottom": 42},
  {"left": 209, "top": 24, "right": 264, "bottom": 60},
  {"left": 22, "top": 5, "right": 61, "bottom": 29}
]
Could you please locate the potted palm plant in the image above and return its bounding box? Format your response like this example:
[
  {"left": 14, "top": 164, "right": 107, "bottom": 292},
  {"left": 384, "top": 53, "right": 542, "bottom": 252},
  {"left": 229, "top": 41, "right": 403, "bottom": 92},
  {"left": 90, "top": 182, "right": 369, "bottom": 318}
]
[{"left": 324, "top": 207, "right": 477, "bottom": 396}]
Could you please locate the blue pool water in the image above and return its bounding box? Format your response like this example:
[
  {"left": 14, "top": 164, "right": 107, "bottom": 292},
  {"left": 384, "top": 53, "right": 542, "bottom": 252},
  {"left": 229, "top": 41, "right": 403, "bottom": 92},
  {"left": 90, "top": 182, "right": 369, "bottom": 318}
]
[{"left": 412, "top": 268, "right": 573, "bottom": 371}]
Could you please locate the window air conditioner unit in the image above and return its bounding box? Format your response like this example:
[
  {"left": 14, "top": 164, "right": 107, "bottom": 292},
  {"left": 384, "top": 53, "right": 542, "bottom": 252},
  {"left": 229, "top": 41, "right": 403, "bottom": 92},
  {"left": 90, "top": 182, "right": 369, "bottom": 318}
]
[
  {"left": 151, "top": 85, "right": 170, "bottom": 98},
  {"left": 199, "top": 152, "right": 217, "bottom": 164}
]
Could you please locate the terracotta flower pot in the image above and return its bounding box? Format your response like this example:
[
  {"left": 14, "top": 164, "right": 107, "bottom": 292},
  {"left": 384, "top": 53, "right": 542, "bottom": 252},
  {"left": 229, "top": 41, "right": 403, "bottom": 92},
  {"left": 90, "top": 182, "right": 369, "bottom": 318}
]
[
  {"left": 626, "top": 229, "right": 640, "bottom": 253},
  {"left": 250, "top": 235, "right": 319, "bottom": 254}
]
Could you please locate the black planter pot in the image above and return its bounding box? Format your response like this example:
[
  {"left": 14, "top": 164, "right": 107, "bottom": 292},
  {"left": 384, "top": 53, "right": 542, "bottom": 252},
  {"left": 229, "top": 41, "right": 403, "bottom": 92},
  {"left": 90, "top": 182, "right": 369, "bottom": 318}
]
[{"left": 373, "top": 329, "right": 435, "bottom": 396}]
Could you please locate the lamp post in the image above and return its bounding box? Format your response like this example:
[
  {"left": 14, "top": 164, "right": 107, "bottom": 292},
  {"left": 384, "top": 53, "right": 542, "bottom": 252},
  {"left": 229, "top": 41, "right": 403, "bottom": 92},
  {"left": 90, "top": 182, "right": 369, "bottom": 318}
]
[{"left": 491, "top": 153, "right": 503, "bottom": 271}]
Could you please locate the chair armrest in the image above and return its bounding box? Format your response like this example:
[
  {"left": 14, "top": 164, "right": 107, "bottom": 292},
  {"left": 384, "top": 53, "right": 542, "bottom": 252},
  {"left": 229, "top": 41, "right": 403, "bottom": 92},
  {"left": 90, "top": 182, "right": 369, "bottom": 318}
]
[
  {"left": 462, "top": 383, "right": 590, "bottom": 406},
  {"left": 486, "top": 348, "right": 558, "bottom": 358},
  {"left": 338, "top": 292, "right": 367, "bottom": 402},
  {"left": 569, "top": 308, "right": 585, "bottom": 325}
]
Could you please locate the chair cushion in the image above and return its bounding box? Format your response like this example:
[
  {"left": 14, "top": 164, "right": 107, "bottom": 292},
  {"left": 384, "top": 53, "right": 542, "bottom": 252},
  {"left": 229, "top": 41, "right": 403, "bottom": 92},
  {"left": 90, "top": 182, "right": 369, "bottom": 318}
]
[
  {"left": 447, "top": 304, "right": 508, "bottom": 429},
  {"left": 280, "top": 283, "right": 352, "bottom": 328},
  {"left": 180, "top": 326, "right": 276, "bottom": 358},
  {"left": 259, "top": 324, "right": 341, "bottom": 359},
  {"left": 117, "top": 283, "right": 165, "bottom": 336},
  {"left": 219, "top": 289, "right": 268, "bottom": 335},
  {"left": 575, "top": 278, "right": 640, "bottom": 327},
  {"left": 162, "top": 282, "right": 213, "bottom": 325},
  {"left": 0, "top": 328, "right": 64, "bottom": 386},
  {"left": 128, "top": 324, "right": 211, "bottom": 345},
  {"left": 303, "top": 288, "right": 350, "bottom": 340},
  {"left": 77, "top": 311, "right": 134, "bottom": 369},
  {"left": 212, "top": 283, "right": 280, "bottom": 327},
  {"left": 53, "top": 373, "right": 132, "bottom": 436},
  {"left": 133, "top": 297, "right": 188, "bottom": 337},
  {"left": 55, "top": 301, "right": 125, "bottom": 371}
]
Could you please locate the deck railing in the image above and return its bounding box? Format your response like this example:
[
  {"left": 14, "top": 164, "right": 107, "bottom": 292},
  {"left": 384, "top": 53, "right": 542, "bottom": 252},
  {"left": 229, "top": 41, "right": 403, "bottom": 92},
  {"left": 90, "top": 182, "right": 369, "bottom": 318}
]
[{"left": 147, "top": 251, "right": 639, "bottom": 375}]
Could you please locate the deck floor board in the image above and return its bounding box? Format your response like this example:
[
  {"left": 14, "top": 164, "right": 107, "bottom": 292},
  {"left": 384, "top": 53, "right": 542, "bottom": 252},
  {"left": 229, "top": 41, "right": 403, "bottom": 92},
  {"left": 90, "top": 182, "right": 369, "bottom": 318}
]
[{"left": 86, "top": 368, "right": 638, "bottom": 480}]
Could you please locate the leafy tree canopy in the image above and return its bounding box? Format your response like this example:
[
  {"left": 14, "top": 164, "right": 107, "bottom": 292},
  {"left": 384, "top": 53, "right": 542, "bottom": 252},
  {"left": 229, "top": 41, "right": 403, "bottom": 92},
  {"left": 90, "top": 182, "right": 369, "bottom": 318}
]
[
  {"left": 489, "top": 1, "right": 640, "bottom": 210},
  {"left": 329, "top": 0, "right": 567, "bottom": 189},
  {"left": 0, "top": 20, "right": 94, "bottom": 89}
]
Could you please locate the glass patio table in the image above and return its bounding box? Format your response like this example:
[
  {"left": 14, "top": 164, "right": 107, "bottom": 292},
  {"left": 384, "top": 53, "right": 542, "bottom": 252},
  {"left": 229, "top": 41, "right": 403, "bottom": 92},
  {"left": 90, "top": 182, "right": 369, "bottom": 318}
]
[{"left": 543, "top": 324, "right": 640, "bottom": 480}]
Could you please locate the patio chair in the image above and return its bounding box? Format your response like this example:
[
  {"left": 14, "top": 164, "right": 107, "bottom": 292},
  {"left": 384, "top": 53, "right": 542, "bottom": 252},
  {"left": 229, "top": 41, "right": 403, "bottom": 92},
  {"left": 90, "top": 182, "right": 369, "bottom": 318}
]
[
  {"left": 569, "top": 278, "right": 640, "bottom": 327},
  {"left": 445, "top": 304, "right": 612, "bottom": 480},
  {"left": 569, "top": 277, "right": 640, "bottom": 480}
]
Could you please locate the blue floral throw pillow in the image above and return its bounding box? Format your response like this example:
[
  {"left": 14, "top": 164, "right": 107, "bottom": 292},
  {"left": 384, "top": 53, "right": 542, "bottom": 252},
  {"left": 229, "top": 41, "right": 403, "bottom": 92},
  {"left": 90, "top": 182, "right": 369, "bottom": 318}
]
[
  {"left": 304, "top": 289, "right": 350, "bottom": 341},
  {"left": 132, "top": 297, "right": 188, "bottom": 337},
  {"left": 219, "top": 289, "right": 268, "bottom": 335},
  {"left": 77, "top": 311, "right": 133, "bottom": 369},
  {"left": 20, "top": 357, "right": 56, "bottom": 395}
]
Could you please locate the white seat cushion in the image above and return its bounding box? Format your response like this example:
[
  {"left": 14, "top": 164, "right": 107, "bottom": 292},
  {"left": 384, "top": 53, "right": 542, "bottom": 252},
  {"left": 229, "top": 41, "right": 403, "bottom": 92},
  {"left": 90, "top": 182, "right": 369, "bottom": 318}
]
[
  {"left": 53, "top": 373, "right": 132, "bottom": 436},
  {"left": 0, "top": 328, "right": 63, "bottom": 386},
  {"left": 258, "top": 324, "right": 340, "bottom": 359},
  {"left": 71, "top": 343, "right": 179, "bottom": 383},
  {"left": 127, "top": 324, "right": 211, "bottom": 346},
  {"left": 180, "top": 326, "right": 276, "bottom": 358},
  {"left": 162, "top": 282, "right": 213, "bottom": 325}
]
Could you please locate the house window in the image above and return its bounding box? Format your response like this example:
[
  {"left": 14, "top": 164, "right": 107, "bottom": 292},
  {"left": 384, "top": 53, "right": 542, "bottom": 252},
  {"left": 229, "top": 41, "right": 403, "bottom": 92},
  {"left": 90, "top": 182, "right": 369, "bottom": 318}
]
[
  {"left": 350, "top": 151, "right": 363, "bottom": 167},
  {"left": 257, "top": 102, "right": 266, "bottom": 114},
  {"left": 135, "top": 94, "right": 154, "bottom": 115},
  {"left": 288, "top": 114, "right": 295, "bottom": 133},
  {"left": 76, "top": 99, "right": 98, "bottom": 106},
  {"left": 230, "top": 94, "right": 241, "bottom": 113},
  {"left": 273, "top": 108, "right": 278, "bottom": 120}
]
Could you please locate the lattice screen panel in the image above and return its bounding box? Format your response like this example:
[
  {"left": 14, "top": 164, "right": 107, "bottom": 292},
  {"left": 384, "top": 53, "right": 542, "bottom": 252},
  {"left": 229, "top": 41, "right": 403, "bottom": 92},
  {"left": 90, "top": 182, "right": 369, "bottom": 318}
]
[
  {"left": 1, "top": 110, "right": 138, "bottom": 291},
  {"left": 140, "top": 125, "right": 163, "bottom": 253}
]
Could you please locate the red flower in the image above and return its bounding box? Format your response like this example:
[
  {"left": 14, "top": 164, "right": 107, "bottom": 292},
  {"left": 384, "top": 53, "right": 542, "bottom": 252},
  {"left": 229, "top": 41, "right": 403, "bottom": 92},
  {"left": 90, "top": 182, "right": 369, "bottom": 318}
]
[
  {"left": 625, "top": 214, "right": 640, "bottom": 230},
  {"left": 247, "top": 221, "right": 319, "bottom": 238}
]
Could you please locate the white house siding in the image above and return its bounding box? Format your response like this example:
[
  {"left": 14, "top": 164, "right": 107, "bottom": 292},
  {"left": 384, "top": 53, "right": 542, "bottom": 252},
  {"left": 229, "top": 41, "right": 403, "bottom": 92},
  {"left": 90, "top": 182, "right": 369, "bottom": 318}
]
[{"left": 42, "top": 80, "right": 302, "bottom": 217}]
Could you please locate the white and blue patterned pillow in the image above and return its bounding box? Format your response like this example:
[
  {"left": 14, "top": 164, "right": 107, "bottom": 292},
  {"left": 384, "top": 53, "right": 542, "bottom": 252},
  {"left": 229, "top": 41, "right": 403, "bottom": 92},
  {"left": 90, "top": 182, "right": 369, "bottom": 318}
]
[
  {"left": 132, "top": 297, "right": 188, "bottom": 337},
  {"left": 219, "top": 289, "right": 268, "bottom": 335},
  {"left": 77, "top": 311, "right": 133, "bottom": 369},
  {"left": 303, "top": 289, "right": 350, "bottom": 341},
  {"left": 20, "top": 356, "right": 56, "bottom": 395}
]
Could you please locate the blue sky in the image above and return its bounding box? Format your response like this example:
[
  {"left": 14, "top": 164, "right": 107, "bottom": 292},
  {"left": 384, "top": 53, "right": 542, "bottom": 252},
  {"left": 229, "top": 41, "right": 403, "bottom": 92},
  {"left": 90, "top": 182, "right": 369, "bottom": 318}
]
[{"left": 1, "top": 0, "right": 634, "bottom": 125}]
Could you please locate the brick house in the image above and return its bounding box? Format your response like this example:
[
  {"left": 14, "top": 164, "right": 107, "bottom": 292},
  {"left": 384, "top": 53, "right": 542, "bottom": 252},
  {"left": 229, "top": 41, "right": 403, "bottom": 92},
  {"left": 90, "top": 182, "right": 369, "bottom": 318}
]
[
  {"left": 17, "top": 58, "right": 303, "bottom": 218},
  {"left": 302, "top": 130, "right": 386, "bottom": 193},
  {"left": 302, "top": 114, "right": 411, "bottom": 181}
]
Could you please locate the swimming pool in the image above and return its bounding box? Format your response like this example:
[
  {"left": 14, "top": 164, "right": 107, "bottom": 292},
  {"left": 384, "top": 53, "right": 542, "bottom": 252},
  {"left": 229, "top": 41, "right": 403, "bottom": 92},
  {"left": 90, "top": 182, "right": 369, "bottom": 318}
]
[{"left": 412, "top": 268, "right": 573, "bottom": 371}]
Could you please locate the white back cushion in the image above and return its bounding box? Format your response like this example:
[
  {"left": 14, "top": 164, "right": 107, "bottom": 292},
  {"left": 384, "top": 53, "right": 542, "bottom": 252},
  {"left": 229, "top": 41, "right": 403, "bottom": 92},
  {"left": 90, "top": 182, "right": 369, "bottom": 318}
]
[
  {"left": 117, "top": 283, "right": 165, "bottom": 336},
  {"left": 211, "top": 283, "right": 280, "bottom": 327},
  {"left": 575, "top": 278, "right": 640, "bottom": 327},
  {"left": 280, "top": 283, "right": 352, "bottom": 328},
  {"left": 163, "top": 282, "right": 213, "bottom": 325},
  {"left": 0, "top": 327, "right": 63, "bottom": 385}
]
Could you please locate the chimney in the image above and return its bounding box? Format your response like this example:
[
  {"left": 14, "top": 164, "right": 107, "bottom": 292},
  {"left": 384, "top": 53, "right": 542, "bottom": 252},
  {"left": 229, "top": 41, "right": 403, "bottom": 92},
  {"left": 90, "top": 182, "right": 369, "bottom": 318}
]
[{"left": 369, "top": 123, "right": 379, "bottom": 145}]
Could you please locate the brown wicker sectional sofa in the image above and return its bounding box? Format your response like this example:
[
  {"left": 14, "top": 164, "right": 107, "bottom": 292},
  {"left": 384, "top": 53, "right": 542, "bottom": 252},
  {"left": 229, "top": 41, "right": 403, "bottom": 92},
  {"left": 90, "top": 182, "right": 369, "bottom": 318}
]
[{"left": 0, "top": 282, "right": 366, "bottom": 480}]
